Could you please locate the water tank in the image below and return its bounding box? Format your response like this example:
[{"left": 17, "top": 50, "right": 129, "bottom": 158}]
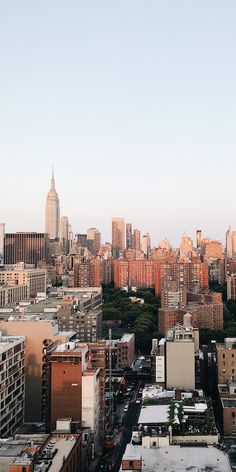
[{"left": 183, "top": 312, "right": 192, "bottom": 328}]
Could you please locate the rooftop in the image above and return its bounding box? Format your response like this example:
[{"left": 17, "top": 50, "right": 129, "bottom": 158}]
[
  {"left": 35, "top": 435, "right": 80, "bottom": 472},
  {"left": 138, "top": 405, "right": 170, "bottom": 425},
  {"left": 119, "top": 333, "right": 134, "bottom": 343},
  {"left": 0, "top": 335, "right": 25, "bottom": 354},
  {"left": 120, "top": 444, "right": 231, "bottom": 472}
]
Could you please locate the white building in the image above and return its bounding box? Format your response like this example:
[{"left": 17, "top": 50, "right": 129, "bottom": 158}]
[{"left": 82, "top": 368, "right": 101, "bottom": 448}]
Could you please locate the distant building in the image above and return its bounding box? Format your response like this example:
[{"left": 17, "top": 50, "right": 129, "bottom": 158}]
[
  {"left": 60, "top": 215, "right": 69, "bottom": 254},
  {"left": 126, "top": 223, "right": 132, "bottom": 250},
  {"left": 112, "top": 217, "right": 125, "bottom": 258},
  {"left": 4, "top": 232, "right": 49, "bottom": 265},
  {"left": 45, "top": 170, "right": 60, "bottom": 239},
  {"left": 87, "top": 227, "right": 101, "bottom": 255},
  {"left": 133, "top": 228, "right": 141, "bottom": 251},
  {"left": 0, "top": 266, "right": 47, "bottom": 297}
]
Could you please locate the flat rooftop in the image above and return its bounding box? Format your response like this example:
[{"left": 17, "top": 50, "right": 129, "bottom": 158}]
[
  {"left": 120, "top": 333, "right": 134, "bottom": 343},
  {"left": 35, "top": 436, "right": 79, "bottom": 472},
  {"left": 222, "top": 399, "right": 236, "bottom": 408},
  {"left": 0, "top": 335, "right": 25, "bottom": 354},
  {"left": 120, "top": 444, "right": 231, "bottom": 472},
  {"left": 138, "top": 405, "right": 170, "bottom": 425}
]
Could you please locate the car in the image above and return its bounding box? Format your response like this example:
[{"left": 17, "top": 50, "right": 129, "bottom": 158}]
[
  {"left": 124, "top": 404, "right": 129, "bottom": 412},
  {"left": 135, "top": 400, "right": 141, "bottom": 404}
]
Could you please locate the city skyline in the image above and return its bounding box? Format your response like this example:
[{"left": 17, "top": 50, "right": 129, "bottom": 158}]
[{"left": 1, "top": 2, "right": 236, "bottom": 244}]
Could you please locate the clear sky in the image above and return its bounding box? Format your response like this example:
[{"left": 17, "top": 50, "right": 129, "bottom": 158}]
[{"left": 0, "top": 1, "right": 235, "bottom": 246}]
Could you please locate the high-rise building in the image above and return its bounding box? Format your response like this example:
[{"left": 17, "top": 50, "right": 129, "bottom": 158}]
[
  {"left": 226, "top": 226, "right": 236, "bottom": 259},
  {"left": 60, "top": 216, "right": 69, "bottom": 254},
  {"left": 180, "top": 233, "right": 193, "bottom": 259},
  {"left": 45, "top": 170, "right": 60, "bottom": 239},
  {"left": 112, "top": 218, "right": 125, "bottom": 258},
  {"left": 165, "top": 317, "right": 198, "bottom": 390},
  {"left": 0, "top": 223, "right": 5, "bottom": 264},
  {"left": 196, "top": 229, "right": 202, "bottom": 249},
  {"left": 4, "top": 232, "right": 49, "bottom": 265},
  {"left": 133, "top": 228, "right": 141, "bottom": 251},
  {"left": 126, "top": 223, "right": 132, "bottom": 250},
  {"left": 87, "top": 227, "right": 101, "bottom": 255},
  {"left": 0, "top": 334, "right": 25, "bottom": 437},
  {"left": 141, "top": 233, "right": 151, "bottom": 257}
]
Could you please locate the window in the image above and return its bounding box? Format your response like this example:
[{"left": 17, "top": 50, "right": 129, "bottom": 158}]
[{"left": 232, "top": 412, "right": 235, "bottom": 418}]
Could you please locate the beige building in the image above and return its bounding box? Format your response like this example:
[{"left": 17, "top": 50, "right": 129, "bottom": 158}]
[
  {"left": 0, "top": 266, "right": 46, "bottom": 297},
  {"left": 45, "top": 170, "right": 60, "bottom": 239},
  {"left": 112, "top": 217, "right": 125, "bottom": 258},
  {"left": 0, "top": 284, "right": 28, "bottom": 307},
  {"left": 0, "top": 317, "right": 74, "bottom": 422},
  {"left": 165, "top": 316, "right": 198, "bottom": 390}
]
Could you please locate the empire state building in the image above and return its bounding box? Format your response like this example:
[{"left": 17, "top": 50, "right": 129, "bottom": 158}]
[{"left": 45, "top": 170, "right": 60, "bottom": 239}]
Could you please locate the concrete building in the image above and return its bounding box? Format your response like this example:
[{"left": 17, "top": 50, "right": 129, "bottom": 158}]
[
  {"left": 0, "top": 284, "right": 28, "bottom": 307},
  {"left": 165, "top": 319, "right": 198, "bottom": 390},
  {"left": 82, "top": 368, "right": 101, "bottom": 448},
  {"left": 218, "top": 383, "right": 236, "bottom": 435},
  {"left": 120, "top": 444, "right": 231, "bottom": 472},
  {"left": 158, "top": 297, "right": 223, "bottom": 334},
  {"left": 0, "top": 334, "right": 25, "bottom": 437},
  {"left": 0, "top": 266, "right": 47, "bottom": 297},
  {"left": 117, "top": 333, "right": 135, "bottom": 369},
  {"left": 3, "top": 232, "right": 49, "bottom": 265},
  {"left": 45, "top": 170, "right": 60, "bottom": 240},
  {"left": 106, "top": 333, "right": 135, "bottom": 370},
  {"left": 7, "top": 430, "right": 82, "bottom": 472},
  {"left": 126, "top": 223, "right": 132, "bottom": 250},
  {"left": 112, "top": 217, "right": 125, "bottom": 258},
  {"left": 216, "top": 338, "right": 236, "bottom": 384},
  {"left": 227, "top": 274, "right": 236, "bottom": 300},
  {"left": 60, "top": 216, "right": 69, "bottom": 254},
  {"left": 0, "top": 317, "right": 75, "bottom": 422},
  {"left": 57, "top": 295, "right": 103, "bottom": 342},
  {"left": 86, "top": 228, "right": 101, "bottom": 256}
]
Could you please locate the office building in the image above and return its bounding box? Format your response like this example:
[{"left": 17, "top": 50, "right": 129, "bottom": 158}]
[
  {"left": 45, "top": 169, "right": 60, "bottom": 239},
  {"left": 126, "top": 223, "right": 132, "bottom": 250},
  {"left": 0, "top": 334, "right": 25, "bottom": 437},
  {"left": 133, "top": 228, "right": 141, "bottom": 251},
  {"left": 196, "top": 229, "right": 202, "bottom": 248},
  {"left": 0, "top": 266, "right": 47, "bottom": 297},
  {"left": 112, "top": 217, "right": 125, "bottom": 258},
  {"left": 4, "top": 232, "right": 49, "bottom": 265},
  {"left": 60, "top": 216, "right": 69, "bottom": 254},
  {"left": 141, "top": 233, "right": 151, "bottom": 257},
  {"left": 87, "top": 227, "right": 101, "bottom": 255}
]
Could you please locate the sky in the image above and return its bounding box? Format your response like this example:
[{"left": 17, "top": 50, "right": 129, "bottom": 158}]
[{"left": 0, "top": 1, "right": 236, "bottom": 246}]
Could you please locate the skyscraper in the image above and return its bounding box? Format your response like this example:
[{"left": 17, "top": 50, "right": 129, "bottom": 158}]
[
  {"left": 112, "top": 217, "right": 125, "bottom": 258},
  {"left": 45, "top": 170, "right": 60, "bottom": 239},
  {"left": 60, "top": 216, "right": 69, "bottom": 254},
  {"left": 126, "top": 223, "right": 132, "bottom": 250}
]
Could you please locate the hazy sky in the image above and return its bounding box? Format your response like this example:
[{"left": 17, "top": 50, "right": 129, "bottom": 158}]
[{"left": 0, "top": 1, "right": 235, "bottom": 246}]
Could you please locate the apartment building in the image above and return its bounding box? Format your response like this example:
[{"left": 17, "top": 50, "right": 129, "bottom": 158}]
[{"left": 0, "top": 334, "right": 25, "bottom": 437}]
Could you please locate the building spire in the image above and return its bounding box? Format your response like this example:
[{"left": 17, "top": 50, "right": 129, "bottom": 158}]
[{"left": 50, "top": 166, "right": 55, "bottom": 191}]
